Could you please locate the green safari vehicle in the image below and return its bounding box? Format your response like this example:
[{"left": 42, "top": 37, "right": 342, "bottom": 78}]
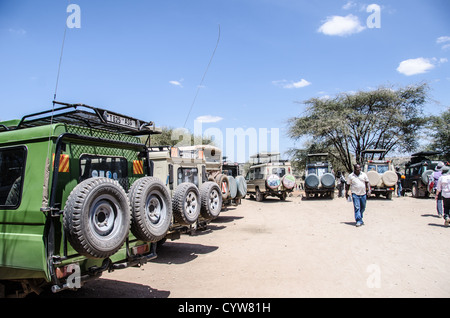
[{"left": 0, "top": 102, "right": 171, "bottom": 297}]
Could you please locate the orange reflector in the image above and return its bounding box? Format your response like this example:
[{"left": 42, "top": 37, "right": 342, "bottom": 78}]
[
  {"left": 133, "top": 160, "right": 144, "bottom": 175},
  {"left": 171, "top": 147, "right": 179, "bottom": 157},
  {"left": 132, "top": 244, "right": 150, "bottom": 255},
  {"left": 52, "top": 154, "right": 70, "bottom": 173},
  {"left": 222, "top": 182, "right": 228, "bottom": 194}
]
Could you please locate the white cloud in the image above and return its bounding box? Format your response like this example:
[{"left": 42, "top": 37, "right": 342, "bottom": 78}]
[
  {"left": 318, "top": 14, "right": 366, "bottom": 36},
  {"left": 437, "top": 36, "right": 450, "bottom": 44},
  {"left": 195, "top": 115, "right": 223, "bottom": 123},
  {"left": 272, "top": 79, "right": 311, "bottom": 89},
  {"left": 342, "top": 1, "right": 357, "bottom": 10},
  {"left": 8, "top": 28, "right": 26, "bottom": 35},
  {"left": 396, "top": 57, "right": 447, "bottom": 76},
  {"left": 437, "top": 36, "right": 450, "bottom": 50},
  {"left": 169, "top": 80, "right": 183, "bottom": 87}
]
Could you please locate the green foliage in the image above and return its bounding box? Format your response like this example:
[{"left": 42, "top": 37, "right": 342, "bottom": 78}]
[
  {"left": 287, "top": 84, "right": 429, "bottom": 172},
  {"left": 426, "top": 107, "right": 450, "bottom": 161}
]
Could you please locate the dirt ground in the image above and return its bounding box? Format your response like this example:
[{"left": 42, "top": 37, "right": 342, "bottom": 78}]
[{"left": 49, "top": 190, "right": 450, "bottom": 298}]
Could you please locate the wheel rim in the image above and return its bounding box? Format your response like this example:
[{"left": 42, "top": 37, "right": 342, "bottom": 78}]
[
  {"left": 209, "top": 189, "right": 220, "bottom": 211},
  {"left": 146, "top": 192, "right": 166, "bottom": 225},
  {"left": 184, "top": 191, "right": 198, "bottom": 217},
  {"left": 89, "top": 194, "right": 122, "bottom": 239}
]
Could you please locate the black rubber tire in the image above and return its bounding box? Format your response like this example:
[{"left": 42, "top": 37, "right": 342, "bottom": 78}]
[
  {"left": 412, "top": 184, "right": 419, "bottom": 198},
  {"left": 172, "top": 182, "right": 201, "bottom": 225},
  {"left": 64, "top": 177, "right": 131, "bottom": 259},
  {"left": 128, "top": 177, "right": 172, "bottom": 242},
  {"left": 255, "top": 187, "right": 264, "bottom": 202},
  {"left": 200, "top": 181, "right": 222, "bottom": 219}
]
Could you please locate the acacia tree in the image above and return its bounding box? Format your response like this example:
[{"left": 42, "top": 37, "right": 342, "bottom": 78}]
[
  {"left": 287, "top": 84, "right": 429, "bottom": 172},
  {"left": 426, "top": 107, "right": 450, "bottom": 161}
]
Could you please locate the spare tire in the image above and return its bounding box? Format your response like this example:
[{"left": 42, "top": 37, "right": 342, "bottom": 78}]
[
  {"left": 235, "top": 175, "right": 247, "bottom": 199},
  {"left": 64, "top": 177, "right": 131, "bottom": 259},
  {"left": 367, "top": 171, "right": 381, "bottom": 187},
  {"left": 282, "top": 174, "right": 296, "bottom": 189},
  {"left": 215, "top": 174, "right": 230, "bottom": 200},
  {"left": 200, "top": 181, "right": 222, "bottom": 219},
  {"left": 228, "top": 176, "right": 237, "bottom": 199},
  {"left": 266, "top": 174, "right": 281, "bottom": 190},
  {"left": 128, "top": 177, "right": 172, "bottom": 242},
  {"left": 305, "top": 174, "right": 319, "bottom": 189},
  {"left": 320, "top": 173, "right": 335, "bottom": 188},
  {"left": 422, "top": 169, "right": 434, "bottom": 185},
  {"left": 172, "top": 182, "right": 200, "bottom": 226},
  {"left": 382, "top": 171, "right": 398, "bottom": 187}
]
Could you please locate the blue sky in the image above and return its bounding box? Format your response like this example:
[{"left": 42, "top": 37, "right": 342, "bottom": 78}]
[{"left": 1, "top": 0, "right": 449, "bottom": 162}]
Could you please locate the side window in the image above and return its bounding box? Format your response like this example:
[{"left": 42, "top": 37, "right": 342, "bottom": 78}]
[
  {"left": 79, "top": 155, "right": 129, "bottom": 190},
  {"left": 0, "top": 146, "right": 27, "bottom": 209},
  {"left": 255, "top": 167, "right": 263, "bottom": 179},
  {"left": 249, "top": 168, "right": 255, "bottom": 180},
  {"left": 177, "top": 168, "right": 198, "bottom": 187}
]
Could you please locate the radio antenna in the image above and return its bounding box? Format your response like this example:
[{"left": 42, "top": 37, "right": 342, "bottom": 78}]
[
  {"left": 53, "top": 0, "right": 71, "bottom": 101},
  {"left": 183, "top": 24, "right": 221, "bottom": 128}
]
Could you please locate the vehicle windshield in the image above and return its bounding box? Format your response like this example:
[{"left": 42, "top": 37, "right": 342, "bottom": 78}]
[
  {"left": 367, "top": 164, "right": 389, "bottom": 174},
  {"left": 272, "top": 167, "right": 286, "bottom": 178},
  {"left": 307, "top": 166, "right": 329, "bottom": 177}
]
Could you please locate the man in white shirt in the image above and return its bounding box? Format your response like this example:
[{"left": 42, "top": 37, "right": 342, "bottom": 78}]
[
  {"left": 345, "top": 164, "right": 371, "bottom": 227},
  {"left": 436, "top": 165, "right": 450, "bottom": 226}
]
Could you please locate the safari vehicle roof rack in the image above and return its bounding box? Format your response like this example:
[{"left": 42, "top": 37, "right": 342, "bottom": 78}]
[
  {"left": 410, "top": 151, "right": 442, "bottom": 158},
  {"left": 306, "top": 153, "right": 329, "bottom": 165},
  {"left": 4, "top": 101, "right": 161, "bottom": 136},
  {"left": 407, "top": 151, "right": 442, "bottom": 166},
  {"left": 361, "top": 149, "right": 388, "bottom": 161}
]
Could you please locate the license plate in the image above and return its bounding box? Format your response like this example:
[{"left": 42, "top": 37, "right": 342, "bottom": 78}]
[{"left": 103, "top": 111, "right": 138, "bottom": 129}]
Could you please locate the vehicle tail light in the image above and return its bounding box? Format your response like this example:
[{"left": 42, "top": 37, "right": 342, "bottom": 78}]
[{"left": 132, "top": 244, "right": 150, "bottom": 256}]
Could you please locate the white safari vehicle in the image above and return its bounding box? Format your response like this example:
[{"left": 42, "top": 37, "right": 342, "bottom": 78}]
[
  {"left": 304, "top": 153, "right": 336, "bottom": 199},
  {"left": 148, "top": 146, "right": 222, "bottom": 237},
  {"left": 245, "top": 152, "right": 295, "bottom": 201},
  {"left": 362, "top": 149, "right": 398, "bottom": 199}
]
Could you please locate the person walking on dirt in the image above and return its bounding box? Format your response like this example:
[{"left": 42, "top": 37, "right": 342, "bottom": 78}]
[
  {"left": 345, "top": 164, "right": 371, "bottom": 227},
  {"left": 436, "top": 165, "right": 450, "bottom": 226},
  {"left": 433, "top": 162, "right": 444, "bottom": 217},
  {"left": 395, "top": 166, "right": 402, "bottom": 197},
  {"left": 336, "top": 171, "right": 346, "bottom": 198}
]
